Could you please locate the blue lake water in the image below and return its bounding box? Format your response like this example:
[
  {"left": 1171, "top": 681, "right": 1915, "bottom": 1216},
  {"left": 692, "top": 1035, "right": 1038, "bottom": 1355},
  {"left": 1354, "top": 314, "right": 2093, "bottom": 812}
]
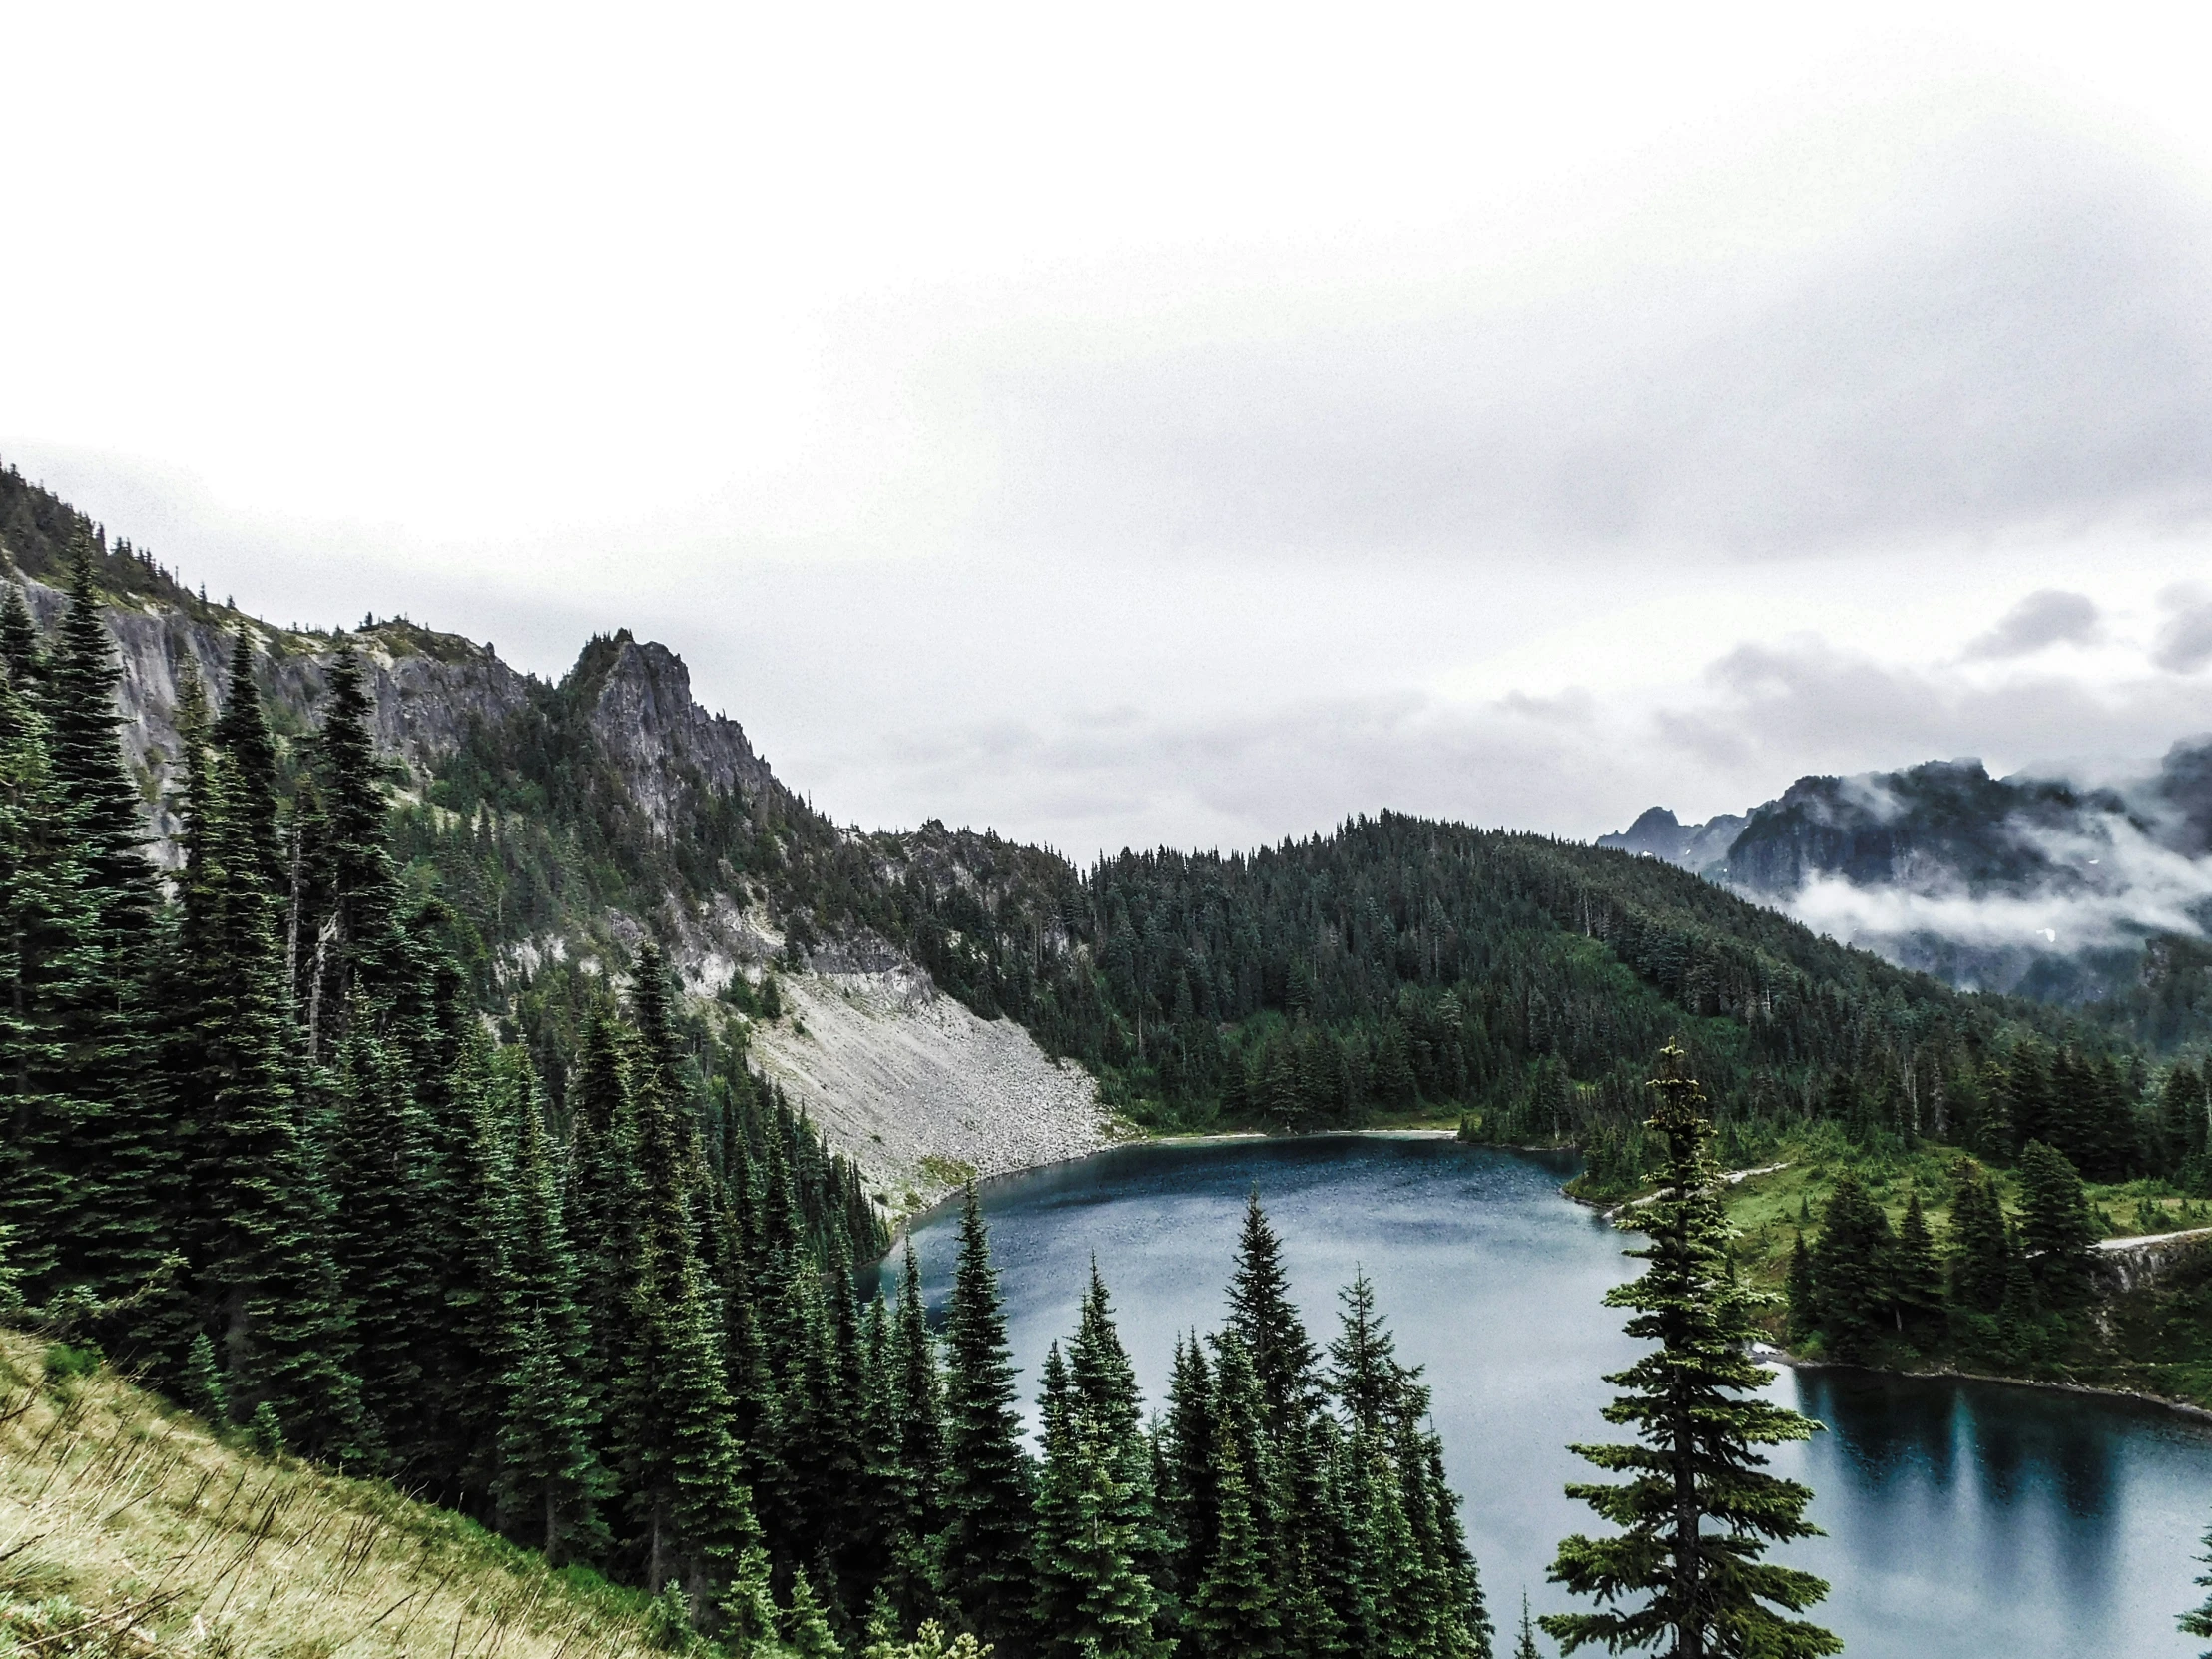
[{"left": 881, "top": 1135, "right": 2212, "bottom": 1658}]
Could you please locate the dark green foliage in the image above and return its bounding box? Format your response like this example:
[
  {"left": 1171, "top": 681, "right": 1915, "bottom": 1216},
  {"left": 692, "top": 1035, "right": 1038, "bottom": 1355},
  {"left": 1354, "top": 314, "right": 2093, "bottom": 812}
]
[
  {"left": 1544, "top": 1044, "right": 1837, "bottom": 1659},
  {"left": 1945, "top": 1160, "right": 2010, "bottom": 1315},
  {"left": 2017, "top": 1140, "right": 2098, "bottom": 1300},
  {"left": 2183, "top": 1517, "right": 2212, "bottom": 1657},
  {"left": 1226, "top": 1190, "right": 1321, "bottom": 1434},
  {"left": 183, "top": 1330, "right": 228, "bottom": 1423},
  {"left": 938, "top": 1190, "right": 1036, "bottom": 1651},
  {"left": 1809, "top": 1171, "right": 1893, "bottom": 1361},
  {"left": 1187, "top": 1335, "right": 1280, "bottom": 1659},
  {"left": 1893, "top": 1192, "right": 1943, "bottom": 1338},
  {"left": 1784, "top": 1234, "right": 1815, "bottom": 1343}
]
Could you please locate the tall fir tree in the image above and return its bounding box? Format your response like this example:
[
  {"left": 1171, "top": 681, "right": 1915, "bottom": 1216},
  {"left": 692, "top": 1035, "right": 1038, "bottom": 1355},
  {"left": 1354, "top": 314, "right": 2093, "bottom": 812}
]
[
  {"left": 0, "top": 661, "right": 88, "bottom": 1302},
  {"left": 1809, "top": 1169, "right": 1893, "bottom": 1359},
  {"left": 1189, "top": 1334, "right": 1282, "bottom": 1659},
  {"left": 2016, "top": 1139, "right": 2099, "bottom": 1300},
  {"left": 1543, "top": 1043, "right": 1837, "bottom": 1659},
  {"left": 39, "top": 536, "right": 179, "bottom": 1335},
  {"left": 938, "top": 1190, "right": 1036, "bottom": 1653},
  {"left": 1226, "top": 1190, "right": 1322, "bottom": 1436},
  {"left": 498, "top": 1059, "right": 610, "bottom": 1562},
  {"left": 1945, "top": 1160, "right": 2010, "bottom": 1314}
]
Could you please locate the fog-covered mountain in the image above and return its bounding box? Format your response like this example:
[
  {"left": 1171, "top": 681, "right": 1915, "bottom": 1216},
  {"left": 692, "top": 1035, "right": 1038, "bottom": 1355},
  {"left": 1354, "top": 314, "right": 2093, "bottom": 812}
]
[{"left": 1604, "top": 746, "right": 2212, "bottom": 1011}]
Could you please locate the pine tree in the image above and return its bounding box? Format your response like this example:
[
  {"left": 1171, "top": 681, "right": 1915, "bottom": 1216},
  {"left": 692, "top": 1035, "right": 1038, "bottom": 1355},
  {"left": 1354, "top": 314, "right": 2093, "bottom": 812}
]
[
  {"left": 1188, "top": 1334, "right": 1281, "bottom": 1659},
  {"left": 296, "top": 649, "right": 404, "bottom": 1059},
  {"left": 184, "top": 734, "right": 367, "bottom": 1462},
  {"left": 1513, "top": 1592, "right": 1544, "bottom": 1659},
  {"left": 1783, "top": 1233, "right": 1815, "bottom": 1342},
  {"left": 1160, "top": 1333, "right": 1217, "bottom": 1616},
  {"left": 39, "top": 536, "right": 178, "bottom": 1338},
  {"left": 1892, "top": 1192, "right": 1943, "bottom": 1340},
  {"left": 211, "top": 630, "right": 283, "bottom": 892},
  {"left": 937, "top": 1189, "right": 1035, "bottom": 1652},
  {"left": 1226, "top": 1190, "right": 1321, "bottom": 1435},
  {"left": 0, "top": 666, "right": 85, "bottom": 1302},
  {"left": 1809, "top": 1170, "right": 1892, "bottom": 1360},
  {"left": 1326, "top": 1271, "right": 1404, "bottom": 1439},
  {"left": 1036, "top": 1275, "right": 1169, "bottom": 1659},
  {"left": 1945, "top": 1160, "right": 2009, "bottom": 1314},
  {"left": 327, "top": 1027, "right": 432, "bottom": 1455},
  {"left": 2180, "top": 1514, "right": 2212, "bottom": 1658},
  {"left": 0, "top": 583, "right": 39, "bottom": 683},
  {"left": 1543, "top": 1043, "right": 1837, "bottom": 1659},
  {"left": 565, "top": 1012, "right": 644, "bottom": 1440},
  {"left": 498, "top": 1065, "right": 610, "bottom": 1562},
  {"left": 501, "top": 1312, "right": 612, "bottom": 1565},
  {"left": 438, "top": 1035, "right": 524, "bottom": 1506},
  {"left": 2017, "top": 1139, "right": 2099, "bottom": 1300},
  {"left": 786, "top": 1570, "right": 846, "bottom": 1659},
  {"left": 183, "top": 1329, "right": 228, "bottom": 1424}
]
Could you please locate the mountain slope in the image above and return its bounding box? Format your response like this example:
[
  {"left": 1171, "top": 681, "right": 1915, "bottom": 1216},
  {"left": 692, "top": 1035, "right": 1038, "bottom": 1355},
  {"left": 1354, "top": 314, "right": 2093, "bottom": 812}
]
[{"left": 1, "top": 461, "right": 2184, "bottom": 1195}]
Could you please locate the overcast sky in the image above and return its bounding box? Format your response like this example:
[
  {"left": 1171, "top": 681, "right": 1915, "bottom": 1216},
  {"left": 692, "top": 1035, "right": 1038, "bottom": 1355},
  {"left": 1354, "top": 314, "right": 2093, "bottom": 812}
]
[{"left": 8, "top": 4, "right": 2212, "bottom": 856}]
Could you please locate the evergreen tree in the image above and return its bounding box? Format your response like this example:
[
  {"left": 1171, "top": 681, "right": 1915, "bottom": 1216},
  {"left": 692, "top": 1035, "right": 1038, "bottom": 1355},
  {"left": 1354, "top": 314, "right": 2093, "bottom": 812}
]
[
  {"left": 498, "top": 1065, "right": 610, "bottom": 1562},
  {"left": 1809, "top": 1170, "right": 1892, "bottom": 1360},
  {"left": 0, "top": 666, "right": 86, "bottom": 1302},
  {"left": 1327, "top": 1270, "right": 1404, "bottom": 1439},
  {"left": 296, "top": 649, "right": 404, "bottom": 1059},
  {"left": 1188, "top": 1334, "right": 1281, "bottom": 1659},
  {"left": 565, "top": 1012, "right": 643, "bottom": 1436},
  {"left": 2017, "top": 1140, "right": 2098, "bottom": 1300},
  {"left": 1783, "top": 1233, "right": 1815, "bottom": 1343},
  {"left": 211, "top": 630, "right": 283, "bottom": 892},
  {"left": 184, "top": 736, "right": 367, "bottom": 1461},
  {"left": 1543, "top": 1043, "right": 1837, "bottom": 1659},
  {"left": 937, "top": 1190, "right": 1035, "bottom": 1652},
  {"left": 1226, "top": 1190, "right": 1321, "bottom": 1435},
  {"left": 1160, "top": 1333, "right": 1217, "bottom": 1621},
  {"left": 39, "top": 537, "right": 178, "bottom": 1336},
  {"left": 1892, "top": 1192, "right": 1943, "bottom": 1340},
  {"left": 1514, "top": 1592, "right": 1543, "bottom": 1659},
  {"left": 0, "top": 583, "right": 39, "bottom": 683},
  {"left": 615, "top": 985, "right": 760, "bottom": 1613},
  {"left": 786, "top": 1570, "right": 846, "bottom": 1659},
  {"left": 2180, "top": 1514, "right": 2212, "bottom": 1659},
  {"left": 327, "top": 1027, "right": 432, "bottom": 1454},
  {"left": 1945, "top": 1160, "right": 2009, "bottom": 1314},
  {"left": 1036, "top": 1274, "right": 1168, "bottom": 1659}
]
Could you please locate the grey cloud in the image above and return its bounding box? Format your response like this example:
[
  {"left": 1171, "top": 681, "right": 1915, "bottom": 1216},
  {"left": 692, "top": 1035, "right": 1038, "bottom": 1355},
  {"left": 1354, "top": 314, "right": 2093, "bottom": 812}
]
[
  {"left": 948, "top": 124, "right": 2212, "bottom": 561},
  {"left": 1965, "top": 589, "right": 2100, "bottom": 659},
  {"left": 2156, "top": 599, "right": 2212, "bottom": 673}
]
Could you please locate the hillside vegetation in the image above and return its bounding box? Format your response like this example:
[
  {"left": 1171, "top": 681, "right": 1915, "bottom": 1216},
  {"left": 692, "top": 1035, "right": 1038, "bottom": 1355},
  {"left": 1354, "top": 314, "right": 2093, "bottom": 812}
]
[{"left": 0, "top": 1328, "right": 664, "bottom": 1659}]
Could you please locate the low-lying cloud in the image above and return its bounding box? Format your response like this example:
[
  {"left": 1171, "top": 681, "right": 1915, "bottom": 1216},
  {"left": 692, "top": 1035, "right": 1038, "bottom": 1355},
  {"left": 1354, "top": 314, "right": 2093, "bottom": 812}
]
[{"left": 1785, "top": 814, "right": 2212, "bottom": 963}]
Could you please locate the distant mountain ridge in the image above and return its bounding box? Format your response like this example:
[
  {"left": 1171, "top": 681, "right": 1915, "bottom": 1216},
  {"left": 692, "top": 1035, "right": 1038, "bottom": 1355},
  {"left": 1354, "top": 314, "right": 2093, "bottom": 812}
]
[{"left": 1604, "top": 746, "right": 2212, "bottom": 1010}]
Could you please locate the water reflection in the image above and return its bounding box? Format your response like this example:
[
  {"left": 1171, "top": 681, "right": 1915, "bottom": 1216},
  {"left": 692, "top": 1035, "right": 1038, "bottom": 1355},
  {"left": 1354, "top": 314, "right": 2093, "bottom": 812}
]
[{"left": 892, "top": 1138, "right": 2212, "bottom": 1659}]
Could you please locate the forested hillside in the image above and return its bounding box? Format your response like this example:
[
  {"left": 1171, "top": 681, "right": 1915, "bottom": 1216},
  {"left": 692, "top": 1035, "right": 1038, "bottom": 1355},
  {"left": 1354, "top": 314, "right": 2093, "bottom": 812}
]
[
  {"left": 0, "top": 535, "right": 1491, "bottom": 1650},
  {"left": 8, "top": 460, "right": 2206, "bottom": 1212}
]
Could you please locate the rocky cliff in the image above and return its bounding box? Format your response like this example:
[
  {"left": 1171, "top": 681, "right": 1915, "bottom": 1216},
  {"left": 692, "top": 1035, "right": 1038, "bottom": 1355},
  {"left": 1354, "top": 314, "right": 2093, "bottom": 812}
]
[{"left": 0, "top": 470, "right": 1119, "bottom": 1206}]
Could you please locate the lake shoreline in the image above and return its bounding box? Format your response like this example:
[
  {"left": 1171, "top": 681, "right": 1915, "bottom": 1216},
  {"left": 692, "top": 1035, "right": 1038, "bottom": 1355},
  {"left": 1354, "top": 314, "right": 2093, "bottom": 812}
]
[
  {"left": 886, "top": 1125, "right": 1477, "bottom": 1241},
  {"left": 1754, "top": 1348, "right": 2212, "bottom": 1426}
]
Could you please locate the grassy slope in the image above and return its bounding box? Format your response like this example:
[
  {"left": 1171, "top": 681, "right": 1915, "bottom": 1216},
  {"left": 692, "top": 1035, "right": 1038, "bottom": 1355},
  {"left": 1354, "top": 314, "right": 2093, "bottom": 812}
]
[
  {"left": 0, "top": 1330, "right": 663, "bottom": 1659},
  {"left": 1711, "top": 1140, "right": 2212, "bottom": 1409}
]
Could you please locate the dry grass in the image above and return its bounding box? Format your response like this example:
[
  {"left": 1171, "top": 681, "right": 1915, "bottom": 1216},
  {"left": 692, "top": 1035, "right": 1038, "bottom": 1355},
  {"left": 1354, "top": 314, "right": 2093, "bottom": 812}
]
[{"left": 0, "top": 1330, "right": 659, "bottom": 1659}]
